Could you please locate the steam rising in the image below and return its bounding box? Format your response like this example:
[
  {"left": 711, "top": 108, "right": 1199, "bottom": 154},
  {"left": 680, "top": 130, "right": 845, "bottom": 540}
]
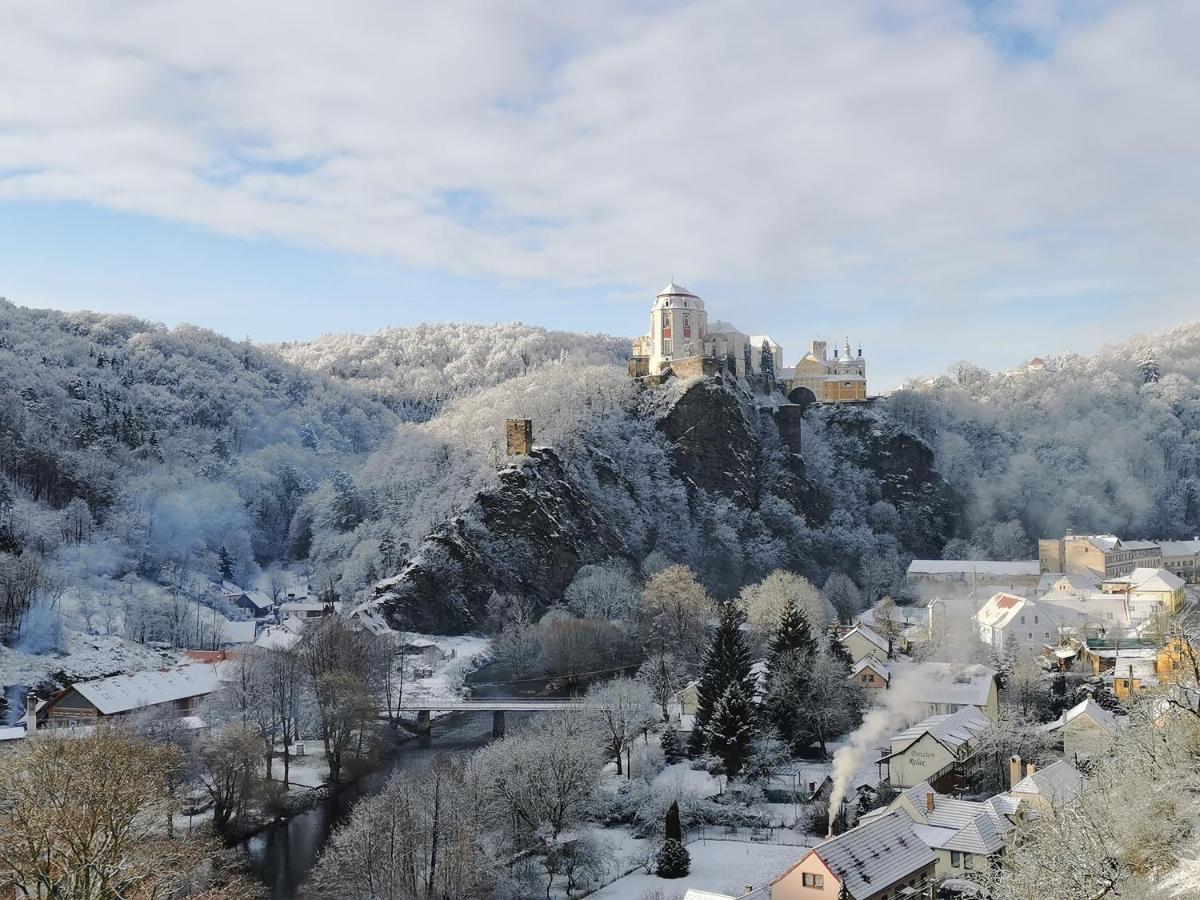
[{"left": 827, "top": 667, "right": 936, "bottom": 830}]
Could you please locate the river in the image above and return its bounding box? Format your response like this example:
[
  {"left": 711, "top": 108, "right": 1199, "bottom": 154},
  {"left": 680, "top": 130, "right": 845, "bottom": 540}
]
[{"left": 237, "top": 664, "right": 571, "bottom": 898}]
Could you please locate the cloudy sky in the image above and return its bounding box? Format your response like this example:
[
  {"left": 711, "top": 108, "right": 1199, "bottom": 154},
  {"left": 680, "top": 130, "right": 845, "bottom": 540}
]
[{"left": 2, "top": 0, "right": 1198, "bottom": 388}]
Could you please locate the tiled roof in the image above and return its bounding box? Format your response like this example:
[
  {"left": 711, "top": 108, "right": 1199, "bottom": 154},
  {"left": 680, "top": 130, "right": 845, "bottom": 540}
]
[
  {"left": 804, "top": 813, "right": 936, "bottom": 900},
  {"left": 889, "top": 662, "right": 998, "bottom": 708},
  {"left": 1041, "top": 698, "right": 1122, "bottom": 735},
  {"left": 843, "top": 623, "right": 889, "bottom": 652},
  {"left": 850, "top": 657, "right": 890, "bottom": 679},
  {"left": 887, "top": 707, "right": 991, "bottom": 757}
]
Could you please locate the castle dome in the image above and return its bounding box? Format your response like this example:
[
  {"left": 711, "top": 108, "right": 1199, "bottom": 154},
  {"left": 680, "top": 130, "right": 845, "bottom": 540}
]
[{"left": 655, "top": 279, "right": 705, "bottom": 311}]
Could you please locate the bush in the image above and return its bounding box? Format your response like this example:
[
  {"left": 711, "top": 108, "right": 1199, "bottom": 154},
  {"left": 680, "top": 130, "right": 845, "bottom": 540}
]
[{"left": 655, "top": 839, "right": 690, "bottom": 878}]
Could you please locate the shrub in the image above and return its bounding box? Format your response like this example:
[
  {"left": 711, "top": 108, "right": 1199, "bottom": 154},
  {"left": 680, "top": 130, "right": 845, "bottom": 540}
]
[{"left": 655, "top": 839, "right": 690, "bottom": 878}]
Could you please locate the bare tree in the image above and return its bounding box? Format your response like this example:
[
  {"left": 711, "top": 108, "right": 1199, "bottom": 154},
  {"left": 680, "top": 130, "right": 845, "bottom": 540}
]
[
  {"left": 586, "top": 677, "right": 657, "bottom": 777},
  {"left": 199, "top": 724, "right": 265, "bottom": 834},
  {"left": 638, "top": 651, "right": 686, "bottom": 721}
]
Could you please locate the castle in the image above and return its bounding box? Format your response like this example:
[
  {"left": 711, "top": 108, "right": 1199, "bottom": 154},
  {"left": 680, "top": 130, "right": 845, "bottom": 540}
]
[{"left": 630, "top": 280, "right": 867, "bottom": 403}]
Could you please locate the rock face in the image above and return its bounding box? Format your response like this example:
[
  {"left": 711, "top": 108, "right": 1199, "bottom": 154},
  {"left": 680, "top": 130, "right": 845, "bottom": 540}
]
[
  {"left": 654, "top": 377, "right": 761, "bottom": 507},
  {"left": 376, "top": 448, "right": 626, "bottom": 632}
]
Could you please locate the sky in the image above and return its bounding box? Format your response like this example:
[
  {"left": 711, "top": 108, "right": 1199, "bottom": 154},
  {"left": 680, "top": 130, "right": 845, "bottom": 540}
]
[{"left": 2, "top": 0, "right": 1199, "bottom": 390}]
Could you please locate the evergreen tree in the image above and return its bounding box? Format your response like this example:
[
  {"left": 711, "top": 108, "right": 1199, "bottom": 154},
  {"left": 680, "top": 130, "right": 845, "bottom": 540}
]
[
  {"left": 330, "top": 470, "right": 362, "bottom": 531},
  {"left": 73, "top": 407, "right": 100, "bottom": 449},
  {"left": 665, "top": 800, "right": 683, "bottom": 842},
  {"left": 827, "top": 627, "right": 854, "bottom": 670},
  {"left": 763, "top": 598, "right": 817, "bottom": 747},
  {"left": 656, "top": 839, "right": 690, "bottom": 878},
  {"left": 299, "top": 422, "right": 319, "bottom": 450},
  {"left": 760, "top": 339, "right": 775, "bottom": 378},
  {"left": 688, "top": 602, "right": 755, "bottom": 756},
  {"left": 743, "top": 341, "right": 753, "bottom": 375},
  {"left": 218, "top": 546, "right": 235, "bottom": 583},
  {"left": 660, "top": 725, "right": 683, "bottom": 764},
  {"left": 378, "top": 531, "right": 397, "bottom": 571},
  {"left": 707, "top": 684, "right": 754, "bottom": 778}
]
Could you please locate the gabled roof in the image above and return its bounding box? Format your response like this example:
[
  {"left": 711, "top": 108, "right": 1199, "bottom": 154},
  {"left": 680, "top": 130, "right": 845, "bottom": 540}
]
[
  {"left": 70, "top": 664, "right": 220, "bottom": 715},
  {"left": 941, "top": 811, "right": 1006, "bottom": 855},
  {"left": 790, "top": 813, "right": 936, "bottom": 900},
  {"left": 1158, "top": 540, "right": 1200, "bottom": 558},
  {"left": 1038, "top": 572, "right": 1099, "bottom": 592},
  {"left": 1040, "top": 698, "right": 1121, "bottom": 736},
  {"left": 974, "top": 592, "right": 1029, "bottom": 629},
  {"left": 1010, "top": 759, "right": 1082, "bottom": 806},
  {"left": 850, "top": 657, "right": 890, "bottom": 679},
  {"left": 886, "top": 707, "right": 991, "bottom": 758},
  {"left": 842, "top": 622, "right": 889, "bottom": 652}
]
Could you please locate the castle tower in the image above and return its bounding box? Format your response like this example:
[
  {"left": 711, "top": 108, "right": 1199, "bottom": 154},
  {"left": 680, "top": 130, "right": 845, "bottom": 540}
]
[{"left": 649, "top": 280, "right": 707, "bottom": 374}]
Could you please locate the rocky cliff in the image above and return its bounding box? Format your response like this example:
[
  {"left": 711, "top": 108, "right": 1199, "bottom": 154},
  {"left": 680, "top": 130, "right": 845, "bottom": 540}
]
[{"left": 375, "top": 375, "right": 961, "bottom": 633}]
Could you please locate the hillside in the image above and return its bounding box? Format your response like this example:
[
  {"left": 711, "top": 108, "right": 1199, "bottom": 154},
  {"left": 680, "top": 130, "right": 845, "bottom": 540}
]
[
  {"left": 890, "top": 319, "right": 1200, "bottom": 550},
  {"left": 272, "top": 322, "right": 629, "bottom": 420}
]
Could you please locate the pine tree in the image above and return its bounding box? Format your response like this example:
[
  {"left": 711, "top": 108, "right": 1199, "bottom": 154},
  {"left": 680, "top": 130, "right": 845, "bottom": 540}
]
[
  {"left": 330, "top": 470, "right": 362, "bottom": 531},
  {"left": 1139, "top": 352, "right": 1161, "bottom": 384},
  {"left": 763, "top": 598, "right": 817, "bottom": 748},
  {"left": 656, "top": 839, "right": 690, "bottom": 878},
  {"left": 760, "top": 339, "right": 775, "bottom": 378},
  {"left": 218, "top": 546, "right": 235, "bottom": 583},
  {"left": 660, "top": 725, "right": 683, "bottom": 764},
  {"left": 688, "top": 602, "right": 755, "bottom": 756},
  {"left": 743, "top": 341, "right": 753, "bottom": 375},
  {"left": 665, "top": 800, "right": 683, "bottom": 842},
  {"left": 827, "top": 626, "right": 854, "bottom": 670},
  {"left": 707, "top": 684, "right": 754, "bottom": 778}
]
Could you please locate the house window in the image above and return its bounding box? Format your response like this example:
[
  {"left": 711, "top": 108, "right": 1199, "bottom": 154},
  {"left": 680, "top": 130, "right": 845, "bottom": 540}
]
[
  {"left": 802, "top": 873, "right": 824, "bottom": 888},
  {"left": 1020, "top": 615, "right": 1025, "bottom": 624},
  {"left": 1034, "top": 615, "right": 1039, "bottom": 624},
  {"left": 964, "top": 853, "right": 974, "bottom": 870},
  {"left": 951, "top": 851, "right": 962, "bottom": 868}
]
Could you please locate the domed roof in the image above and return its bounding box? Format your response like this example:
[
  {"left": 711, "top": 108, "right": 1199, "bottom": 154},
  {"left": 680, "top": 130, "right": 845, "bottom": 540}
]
[{"left": 658, "top": 280, "right": 696, "bottom": 298}]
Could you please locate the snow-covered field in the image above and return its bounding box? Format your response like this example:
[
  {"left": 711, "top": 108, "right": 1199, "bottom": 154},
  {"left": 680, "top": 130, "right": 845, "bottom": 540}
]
[
  {"left": 586, "top": 838, "right": 806, "bottom": 899},
  {"left": 0, "top": 631, "right": 177, "bottom": 690}
]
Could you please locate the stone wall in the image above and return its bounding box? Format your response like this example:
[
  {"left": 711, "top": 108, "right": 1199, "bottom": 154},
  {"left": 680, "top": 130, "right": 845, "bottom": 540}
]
[{"left": 668, "top": 355, "right": 721, "bottom": 379}]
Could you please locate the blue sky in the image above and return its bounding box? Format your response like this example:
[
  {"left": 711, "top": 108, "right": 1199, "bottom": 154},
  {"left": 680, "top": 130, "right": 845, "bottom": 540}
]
[{"left": 2, "top": 0, "right": 1197, "bottom": 389}]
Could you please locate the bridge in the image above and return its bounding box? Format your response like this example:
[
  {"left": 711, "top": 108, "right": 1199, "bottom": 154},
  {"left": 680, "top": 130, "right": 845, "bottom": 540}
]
[{"left": 395, "top": 698, "right": 596, "bottom": 738}]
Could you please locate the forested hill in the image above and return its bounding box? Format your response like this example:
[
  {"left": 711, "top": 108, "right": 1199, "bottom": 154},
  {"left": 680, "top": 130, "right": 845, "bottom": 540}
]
[
  {"left": 0, "top": 300, "right": 396, "bottom": 582},
  {"left": 889, "top": 319, "right": 1200, "bottom": 547},
  {"left": 272, "top": 323, "right": 629, "bottom": 421}
]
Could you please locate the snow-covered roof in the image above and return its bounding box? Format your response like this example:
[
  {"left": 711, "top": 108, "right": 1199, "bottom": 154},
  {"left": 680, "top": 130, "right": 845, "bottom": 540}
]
[
  {"left": 748, "top": 334, "right": 781, "bottom": 350},
  {"left": 1121, "top": 540, "right": 1160, "bottom": 551},
  {"left": 1106, "top": 567, "right": 1183, "bottom": 593},
  {"left": 842, "top": 622, "right": 889, "bottom": 652},
  {"left": 70, "top": 664, "right": 220, "bottom": 716},
  {"left": 974, "top": 592, "right": 1029, "bottom": 629},
  {"left": 908, "top": 559, "right": 1040, "bottom": 576},
  {"left": 658, "top": 280, "right": 696, "bottom": 297},
  {"left": 707, "top": 320, "right": 743, "bottom": 335},
  {"left": 1038, "top": 572, "right": 1099, "bottom": 592},
  {"left": 889, "top": 662, "right": 998, "bottom": 708},
  {"left": 682, "top": 891, "right": 737, "bottom": 900},
  {"left": 0, "top": 725, "right": 27, "bottom": 742},
  {"left": 1040, "top": 698, "right": 1121, "bottom": 735},
  {"left": 887, "top": 707, "right": 990, "bottom": 757},
  {"left": 850, "top": 657, "right": 889, "bottom": 679},
  {"left": 221, "top": 582, "right": 273, "bottom": 610},
  {"left": 221, "top": 620, "right": 257, "bottom": 644},
  {"left": 796, "top": 813, "right": 937, "bottom": 899},
  {"left": 941, "top": 811, "right": 1006, "bottom": 855},
  {"left": 824, "top": 373, "right": 865, "bottom": 382},
  {"left": 1010, "top": 759, "right": 1082, "bottom": 805},
  {"left": 1158, "top": 540, "right": 1200, "bottom": 558},
  {"left": 279, "top": 600, "right": 329, "bottom": 612},
  {"left": 254, "top": 624, "right": 303, "bottom": 650}
]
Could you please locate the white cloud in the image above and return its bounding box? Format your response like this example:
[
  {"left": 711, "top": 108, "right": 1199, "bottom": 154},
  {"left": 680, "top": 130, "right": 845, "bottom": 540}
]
[{"left": 0, "top": 0, "right": 1197, "bottom": 340}]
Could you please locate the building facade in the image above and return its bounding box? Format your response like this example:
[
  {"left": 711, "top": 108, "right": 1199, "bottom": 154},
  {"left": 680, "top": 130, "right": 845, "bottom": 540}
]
[{"left": 1039, "top": 534, "right": 1163, "bottom": 578}]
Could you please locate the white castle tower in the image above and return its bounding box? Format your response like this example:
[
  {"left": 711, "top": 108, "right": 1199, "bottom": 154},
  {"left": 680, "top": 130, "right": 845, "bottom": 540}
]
[{"left": 647, "top": 280, "right": 707, "bottom": 373}]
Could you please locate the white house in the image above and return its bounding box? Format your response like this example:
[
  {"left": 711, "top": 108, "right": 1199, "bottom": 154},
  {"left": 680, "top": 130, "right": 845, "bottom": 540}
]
[
  {"left": 879, "top": 706, "right": 991, "bottom": 790},
  {"left": 1040, "top": 698, "right": 1123, "bottom": 761},
  {"left": 974, "top": 592, "right": 1062, "bottom": 653},
  {"left": 1007, "top": 757, "right": 1082, "bottom": 813},
  {"left": 839, "top": 622, "right": 890, "bottom": 664}
]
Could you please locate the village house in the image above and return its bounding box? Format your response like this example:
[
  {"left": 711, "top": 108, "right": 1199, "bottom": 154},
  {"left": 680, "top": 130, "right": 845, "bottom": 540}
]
[
  {"left": 878, "top": 706, "right": 991, "bottom": 791},
  {"left": 278, "top": 599, "right": 340, "bottom": 620},
  {"left": 887, "top": 661, "right": 1000, "bottom": 722},
  {"left": 849, "top": 657, "right": 890, "bottom": 690},
  {"left": 770, "top": 812, "right": 937, "bottom": 900},
  {"left": 858, "top": 782, "right": 1019, "bottom": 877},
  {"left": 1038, "top": 533, "right": 1163, "bottom": 578},
  {"left": 1039, "top": 697, "right": 1123, "bottom": 762},
  {"left": 839, "top": 623, "right": 890, "bottom": 665},
  {"left": 1099, "top": 567, "right": 1186, "bottom": 616},
  {"left": 854, "top": 602, "right": 928, "bottom": 654},
  {"left": 1006, "top": 757, "right": 1082, "bottom": 814},
  {"left": 1158, "top": 539, "right": 1200, "bottom": 583},
  {"left": 974, "top": 592, "right": 1060, "bottom": 653},
  {"left": 219, "top": 580, "right": 274, "bottom": 617},
  {"left": 41, "top": 664, "right": 220, "bottom": 728}
]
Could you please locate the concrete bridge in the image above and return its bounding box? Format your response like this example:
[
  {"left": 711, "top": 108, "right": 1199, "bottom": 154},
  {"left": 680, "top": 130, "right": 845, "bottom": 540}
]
[{"left": 396, "top": 698, "right": 595, "bottom": 738}]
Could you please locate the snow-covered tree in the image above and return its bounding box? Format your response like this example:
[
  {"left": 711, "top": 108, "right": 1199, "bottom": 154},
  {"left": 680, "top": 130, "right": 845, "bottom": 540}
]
[
  {"left": 689, "top": 602, "right": 755, "bottom": 757},
  {"left": 638, "top": 650, "right": 687, "bottom": 721},
  {"left": 660, "top": 724, "right": 683, "bottom": 764},
  {"left": 640, "top": 564, "right": 712, "bottom": 665},
  {"left": 763, "top": 596, "right": 818, "bottom": 748},
  {"left": 822, "top": 570, "right": 862, "bottom": 623},
  {"left": 707, "top": 684, "right": 754, "bottom": 777},
  {"left": 586, "top": 677, "right": 657, "bottom": 778},
  {"left": 760, "top": 340, "right": 775, "bottom": 379}
]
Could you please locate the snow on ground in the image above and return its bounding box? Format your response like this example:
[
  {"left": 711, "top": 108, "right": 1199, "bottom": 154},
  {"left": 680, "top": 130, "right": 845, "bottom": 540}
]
[
  {"left": 651, "top": 761, "right": 722, "bottom": 796},
  {"left": 277, "top": 753, "right": 331, "bottom": 789},
  {"left": 401, "top": 632, "right": 491, "bottom": 705},
  {"left": 586, "top": 838, "right": 806, "bottom": 899},
  {"left": 0, "top": 631, "right": 178, "bottom": 689}
]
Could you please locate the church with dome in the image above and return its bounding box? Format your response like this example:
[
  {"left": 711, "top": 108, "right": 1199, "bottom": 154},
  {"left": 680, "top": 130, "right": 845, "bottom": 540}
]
[{"left": 630, "top": 280, "right": 867, "bottom": 403}]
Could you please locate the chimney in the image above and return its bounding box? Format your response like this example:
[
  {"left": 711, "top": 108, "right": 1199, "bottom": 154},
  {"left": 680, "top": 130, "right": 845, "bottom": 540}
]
[
  {"left": 743, "top": 887, "right": 754, "bottom": 896},
  {"left": 1009, "top": 755, "right": 1023, "bottom": 790},
  {"left": 25, "top": 692, "right": 37, "bottom": 732},
  {"left": 925, "top": 792, "right": 935, "bottom": 813},
  {"left": 1027, "top": 763, "right": 1037, "bottom": 777}
]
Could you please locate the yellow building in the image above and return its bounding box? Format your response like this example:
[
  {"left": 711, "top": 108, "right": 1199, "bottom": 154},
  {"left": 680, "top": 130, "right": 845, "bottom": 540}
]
[{"left": 784, "top": 339, "right": 868, "bottom": 405}]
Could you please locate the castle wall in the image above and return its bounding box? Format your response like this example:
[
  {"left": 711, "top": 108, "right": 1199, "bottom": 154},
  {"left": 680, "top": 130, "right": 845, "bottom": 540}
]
[{"left": 669, "top": 356, "right": 721, "bottom": 380}]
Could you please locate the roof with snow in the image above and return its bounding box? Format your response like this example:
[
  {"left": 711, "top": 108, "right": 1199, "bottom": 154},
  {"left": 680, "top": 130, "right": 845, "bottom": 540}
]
[
  {"left": 1158, "top": 540, "right": 1200, "bottom": 558},
  {"left": 974, "top": 592, "right": 1029, "bottom": 629},
  {"left": 1038, "top": 572, "right": 1100, "bottom": 592},
  {"left": 889, "top": 662, "right": 998, "bottom": 708},
  {"left": 907, "top": 559, "right": 1040, "bottom": 576},
  {"left": 788, "top": 813, "right": 936, "bottom": 899},
  {"left": 70, "top": 664, "right": 220, "bottom": 715},
  {"left": 221, "top": 620, "right": 257, "bottom": 644},
  {"left": 658, "top": 280, "right": 695, "bottom": 297},
  {"left": 748, "top": 334, "right": 782, "bottom": 349},
  {"left": 850, "top": 657, "right": 890, "bottom": 679},
  {"left": 842, "top": 622, "right": 889, "bottom": 652},
  {"left": 1009, "top": 759, "right": 1082, "bottom": 806},
  {"left": 886, "top": 707, "right": 991, "bottom": 758},
  {"left": 1040, "top": 698, "right": 1122, "bottom": 736},
  {"left": 1104, "top": 567, "right": 1183, "bottom": 592},
  {"left": 0, "top": 725, "right": 27, "bottom": 742}
]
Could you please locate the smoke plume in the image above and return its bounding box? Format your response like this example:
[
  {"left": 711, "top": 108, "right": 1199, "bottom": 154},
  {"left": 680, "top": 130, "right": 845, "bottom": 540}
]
[{"left": 826, "top": 667, "right": 936, "bottom": 830}]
